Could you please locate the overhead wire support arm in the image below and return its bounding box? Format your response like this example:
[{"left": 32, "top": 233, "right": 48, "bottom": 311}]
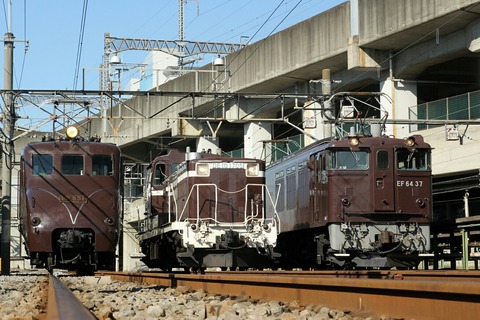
[
  {"left": 104, "top": 34, "right": 246, "bottom": 57},
  {"left": 101, "top": 33, "right": 246, "bottom": 92}
]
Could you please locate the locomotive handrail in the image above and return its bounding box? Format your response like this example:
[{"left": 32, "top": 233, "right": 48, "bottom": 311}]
[
  {"left": 174, "top": 183, "right": 219, "bottom": 223},
  {"left": 246, "top": 183, "right": 281, "bottom": 235},
  {"left": 172, "top": 183, "right": 280, "bottom": 230}
]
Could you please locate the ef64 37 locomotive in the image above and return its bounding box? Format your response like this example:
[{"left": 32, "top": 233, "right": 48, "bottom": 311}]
[
  {"left": 267, "top": 129, "right": 432, "bottom": 269},
  {"left": 19, "top": 127, "right": 122, "bottom": 274},
  {"left": 138, "top": 148, "right": 278, "bottom": 271}
]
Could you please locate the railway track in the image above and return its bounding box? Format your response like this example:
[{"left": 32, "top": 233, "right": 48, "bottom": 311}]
[
  {"left": 43, "top": 274, "right": 97, "bottom": 320},
  {"left": 98, "top": 269, "right": 480, "bottom": 319}
]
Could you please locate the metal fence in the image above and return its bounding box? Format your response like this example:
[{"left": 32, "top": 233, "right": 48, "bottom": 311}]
[{"left": 410, "top": 90, "right": 480, "bottom": 131}]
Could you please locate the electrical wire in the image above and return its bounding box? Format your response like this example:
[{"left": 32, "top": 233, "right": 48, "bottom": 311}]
[
  {"left": 15, "top": 0, "right": 28, "bottom": 89},
  {"left": 72, "top": 0, "right": 89, "bottom": 92},
  {"left": 2, "top": 0, "right": 8, "bottom": 30}
]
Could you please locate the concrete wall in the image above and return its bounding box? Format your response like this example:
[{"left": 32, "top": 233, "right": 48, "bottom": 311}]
[
  {"left": 358, "top": 0, "right": 480, "bottom": 45},
  {"left": 419, "top": 124, "right": 480, "bottom": 176}
]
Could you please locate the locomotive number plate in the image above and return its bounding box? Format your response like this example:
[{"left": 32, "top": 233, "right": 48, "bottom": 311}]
[
  {"left": 397, "top": 180, "right": 423, "bottom": 187},
  {"left": 59, "top": 195, "right": 87, "bottom": 202}
]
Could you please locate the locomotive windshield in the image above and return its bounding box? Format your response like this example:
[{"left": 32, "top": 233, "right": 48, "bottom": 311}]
[
  {"left": 396, "top": 148, "right": 430, "bottom": 171},
  {"left": 32, "top": 154, "right": 53, "bottom": 175},
  {"left": 92, "top": 155, "right": 113, "bottom": 176},
  {"left": 327, "top": 149, "right": 369, "bottom": 170},
  {"left": 153, "top": 163, "right": 166, "bottom": 185},
  {"left": 62, "top": 155, "right": 84, "bottom": 175}
]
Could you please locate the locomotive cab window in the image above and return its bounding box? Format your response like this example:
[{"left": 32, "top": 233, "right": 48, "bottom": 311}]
[
  {"left": 93, "top": 155, "right": 113, "bottom": 176},
  {"left": 62, "top": 155, "right": 84, "bottom": 175},
  {"left": 396, "top": 149, "right": 430, "bottom": 171},
  {"left": 154, "top": 163, "right": 167, "bottom": 185},
  {"left": 377, "top": 151, "right": 389, "bottom": 169},
  {"left": 327, "top": 149, "right": 369, "bottom": 170},
  {"left": 32, "top": 154, "right": 53, "bottom": 175}
]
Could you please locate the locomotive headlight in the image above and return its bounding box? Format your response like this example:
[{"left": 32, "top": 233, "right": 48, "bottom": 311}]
[
  {"left": 246, "top": 163, "right": 259, "bottom": 176},
  {"left": 66, "top": 126, "right": 79, "bottom": 139},
  {"left": 31, "top": 217, "right": 41, "bottom": 226},
  {"left": 349, "top": 137, "right": 360, "bottom": 147},
  {"left": 416, "top": 198, "right": 426, "bottom": 208},
  {"left": 196, "top": 163, "right": 210, "bottom": 176},
  {"left": 405, "top": 136, "right": 415, "bottom": 146}
]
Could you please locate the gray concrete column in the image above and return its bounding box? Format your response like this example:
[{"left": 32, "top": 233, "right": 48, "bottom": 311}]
[
  {"left": 380, "top": 78, "right": 417, "bottom": 139},
  {"left": 244, "top": 122, "right": 272, "bottom": 160}
]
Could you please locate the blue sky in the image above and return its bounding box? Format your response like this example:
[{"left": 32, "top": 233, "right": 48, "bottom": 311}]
[{"left": 2, "top": 0, "right": 344, "bottom": 91}]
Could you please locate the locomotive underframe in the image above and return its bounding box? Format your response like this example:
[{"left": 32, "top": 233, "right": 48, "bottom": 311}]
[
  {"left": 28, "top": 227, "right": 116, "bottom": 273},
  {"left": 327, "top": 221, "right": 431, "bottom": 268},
  {"left": 139, "top": 218, "right": 279, "bottom": 269}
]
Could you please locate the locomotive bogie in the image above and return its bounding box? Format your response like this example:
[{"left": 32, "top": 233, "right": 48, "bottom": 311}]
[{"left": 328, "top": 222, "right": 431, "bottom": 267}]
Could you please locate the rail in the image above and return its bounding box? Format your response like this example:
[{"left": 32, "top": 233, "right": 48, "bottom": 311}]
[
  {"left": 46, "top": 274, "right": 96, "bottom": 320},
  {"left": 98, "top": 270, "right": 480, "bottom": 320}
]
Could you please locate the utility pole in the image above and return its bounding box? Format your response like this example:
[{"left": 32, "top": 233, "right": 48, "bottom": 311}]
[{"left": 2, "top": 31, "right": 15, "bottom": 275}]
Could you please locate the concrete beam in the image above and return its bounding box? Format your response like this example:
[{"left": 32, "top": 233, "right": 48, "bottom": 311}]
[{"left": 347, "top": 35, "right": 386, "bottom": 70}]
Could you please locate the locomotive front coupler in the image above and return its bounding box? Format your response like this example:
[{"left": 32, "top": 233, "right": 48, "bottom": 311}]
[{"left": 217, "top": 229, "right": 244, "bottom": 249}]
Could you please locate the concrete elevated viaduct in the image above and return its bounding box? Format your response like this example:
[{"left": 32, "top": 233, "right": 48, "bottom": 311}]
[{"left": 89, "top": 0, "right": 480, "bottom": 178}]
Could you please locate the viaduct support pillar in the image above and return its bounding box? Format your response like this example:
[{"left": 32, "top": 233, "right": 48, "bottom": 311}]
[
  {"left": 244, "top": 122, "right": 272, "bottom": 161},
  {"left": 380, "top": 78, "right": 417, "bottom": 139}
]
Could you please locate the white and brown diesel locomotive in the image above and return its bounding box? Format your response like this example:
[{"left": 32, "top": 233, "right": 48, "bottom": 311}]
[
  {"left": 267, "top": 131, "right": 432, "bottom": 269},
  {"left": 138, "top": 148, "right": 279, "bottom": 271},
  {"left": 18, "top": 127, "right": 122, "bottom": 274}
]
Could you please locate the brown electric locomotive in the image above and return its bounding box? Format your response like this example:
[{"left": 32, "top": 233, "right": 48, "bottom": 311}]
[
  {"left": 18, "top": 127, "right": 122, "bottom": 274},
  {"left": 267, "top": 130, "right": 432, "bottom": 269},
  {"left": 138, "top": 148, "right": 279, "bottom": 271}
]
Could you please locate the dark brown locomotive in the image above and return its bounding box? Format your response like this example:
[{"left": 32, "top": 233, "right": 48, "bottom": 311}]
[
  {"left": 267, "top": 133, "right": 432, "bottom": 269},
  {"left": 138, "top": 149, "right": 278, "bottom": 271},
  {"left": 19, "top": 135, "right": 122, "bottom": 273}
]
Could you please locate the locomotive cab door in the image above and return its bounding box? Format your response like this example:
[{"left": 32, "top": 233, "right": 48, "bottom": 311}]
[
  {"left": 310, "top": 152, "right": 328, "bottom": 224},
  {"left": 371, "top": 148, "right": 395, "bottom": 212}
]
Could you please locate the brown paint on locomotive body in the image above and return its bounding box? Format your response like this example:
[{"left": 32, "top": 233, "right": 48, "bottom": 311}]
[
  {"left": 267, "top": 134, "right": 433, "bottom": 268},
  {"left": 140, "top": 149, "right": 278, "bottom": 270},
  {"left": 19, "top": 140, "right": 122, "bottom": 272}
]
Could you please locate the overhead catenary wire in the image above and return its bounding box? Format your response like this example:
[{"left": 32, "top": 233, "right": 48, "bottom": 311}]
[{"left": 72, "top": 0, "right": 89, "bottom": 92}]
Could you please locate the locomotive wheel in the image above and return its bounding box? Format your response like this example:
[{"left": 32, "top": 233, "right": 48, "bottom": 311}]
[{"left": 47, "top": 256, "right": 54, "bottom": 273}]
